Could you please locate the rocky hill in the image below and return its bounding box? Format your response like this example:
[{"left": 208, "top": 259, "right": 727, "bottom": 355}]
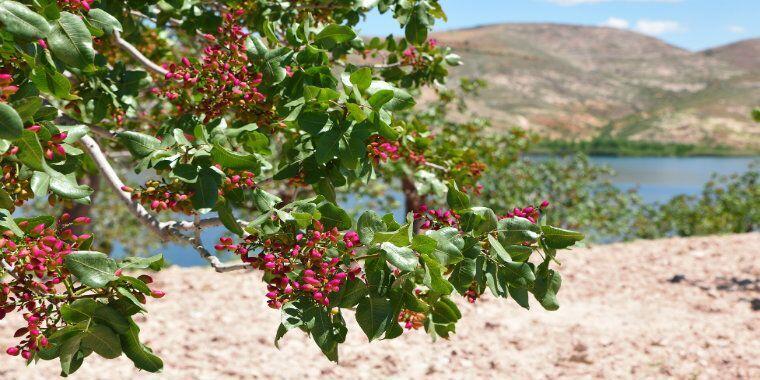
[{"left": 433, "top": 24, "right": 760, "bottom": 150}]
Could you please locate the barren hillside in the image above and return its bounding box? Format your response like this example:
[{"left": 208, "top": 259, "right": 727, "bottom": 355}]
[{"left": 432, "top": 24, "right": 760, "bottom": 150}]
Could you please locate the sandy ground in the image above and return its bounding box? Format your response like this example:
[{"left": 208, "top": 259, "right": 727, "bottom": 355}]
[{"left": 1, "top": 233, "right": 758, "bottom": 379}]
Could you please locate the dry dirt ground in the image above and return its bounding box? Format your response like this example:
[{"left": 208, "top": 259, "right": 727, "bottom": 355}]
[{"left": 1, "top": 233, "right": 758, "bottom": 379}]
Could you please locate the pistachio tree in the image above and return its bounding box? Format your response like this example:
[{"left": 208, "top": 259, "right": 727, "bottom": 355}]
[{"left": 0, "top": 0, "right": 583, "bottom": 375}]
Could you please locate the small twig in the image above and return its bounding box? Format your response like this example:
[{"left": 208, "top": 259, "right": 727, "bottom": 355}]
[
  {"left": 423, "top": 162, "right": 449, "bottom": 172},
  {"left": 336, "top": 61, "right": 402, "bottom": 70},
  {"left": 113, "top": 31, "right": 169, "bottom": 77},
  {"left": 191, "top": 215, "right": 252, "bottom": 273}
]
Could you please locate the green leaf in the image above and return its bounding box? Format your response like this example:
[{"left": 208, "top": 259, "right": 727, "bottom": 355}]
[
  {"left": 251, "top": 188, "right": 281, "bottom": 212},
  {"left": 317, "top": 202, "right": 352, "bottom": 230},
  {"left": 355, "top": 296, "right": 394, "bottom": 341},
  {"left": 48, "top": 12, "right": 95, "bottom": 69},
  {"left": 509, "top": 285, "right": 530, "bottom": 309},
  {"left": 191, "top": 167, "right": 221, "bottom": 209},
  {"left": 0, "top": 1, "right": 51, "bottom": 40},
  {"left": 497, "top": 217, "right": 541, "bottom": 245},
  {"left": 315, "top": 24, "right": 356, "bottom": 46},
  {"left": 0, "top": 188, "right": 13, "bottom": 210},
  {"left": 119, "top": 320, "right": 163, "bottom": 372},
  {"left": 58, "top": 335, "right": 84, "bottom": 376},
  {"left": 431, "top": 297, "right": 461, "bottom": 324},
  {"left": 411, "top": 234, "right": 437, "bottom": 254},
  {"left": 81, "top": 324, "right": 121, "bottom": 359},
  {"left": 118, "top": 254, "right": 164, "bottom": 271},
  {"left": 330, "top": 278, "right": 367, "bottom": 308},
  {"left": 64, "top": 251, "right": 118, "bottom": 288},
  {"left": 541, "top": 225, "right": 584, "bottom": 249},
  {"left": 116, "top": 131, "right": 161, "bottom": 159},
  {"left": 0, "top": 103, "right": 23, "bottom": 140},
  {"left": 313, "top": 127, "right": 343, "bottom": 164},
  {"left": 60, "top": 299, "right": 129, "bottom": 334},
  {"left": 217, "top": 198, "right": 243, "bottom": 235},
  {"left": 87, "top": 9, "right": 122, "bottom": 35},
  {"left": 459, "top": 207, "right": 498, "bottom": 236},
  {"left": 405, "top": 16, "right": 428, "bottom": 45},
  {"left": 366, "top": 82, "right": 415, "bottom": 111},
  {"left": 446, "top": 183, "right": 470, "bottom": 210},
  {"left": 380, "top": 242, "right": 418, "bottom": 272},
  {"left": 488, "top": 235, "right": 510, "bottom": 263},
  {"left": 448, "top": 258, "right": 476, "bottom": 294},
  {"left": 367, "top": 89, "right": 394, "bottom": 109},
  {"left": 506, "top": 245, "right": 533, "bottom": 262},
  {"left": 297, "top": 111, "right": 331, "bottom": 134},
  {"left": 349, "top": 67, "right": 372, "bottom": 92},
  {"left": 357, "top": 210, "right": 386, "bottom": 245},
  {"left": 501, "top": 261, "right": 536, "bottom": 287},
  {"left": 31, "top": 67, "right": 72, "bottom": 99},
  {"left": 420, "top": 253, "right": 453, "bottom": 295},
  {"left": 309, "top": 307, "right": 341, "bottom": 362},
  {"left": 424, "top": 227, "right": 464, "bottom": 266},
  {"left": 211, "top": 144, "right": 261, "bottom": 171},
  {"left": 49, "top": 172, "right": 93, "bottom": 200},
  {"left": 0, "top": 209, "right": 24, "bottom": 236},
  {"left": 533, "top": 269, "right": 562, "bottom": 311}
]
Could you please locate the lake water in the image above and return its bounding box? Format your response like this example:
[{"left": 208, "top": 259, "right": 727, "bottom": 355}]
[
  {"left": 139, "top": 156, "right": 758, "bottom": 267},
  {"left": 587, "top": 156, "right": 757, "bottom": 203}
]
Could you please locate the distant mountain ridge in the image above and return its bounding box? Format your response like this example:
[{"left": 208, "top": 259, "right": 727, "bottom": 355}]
[{"left": 432, "top": 23, "right": 760, "bottom": 150}]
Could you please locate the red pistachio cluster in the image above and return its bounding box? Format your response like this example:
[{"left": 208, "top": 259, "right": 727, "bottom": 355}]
[
  {"left": 501, "top": 200, "right": 550, "bottom": 224},
  {"left": 220, "top": 168, "right": 256, "bottom": 194},
  {"left": 56, "top": 0, "right": 93, "bottom": 12},
  {"left": 398, "top": 309, "right": 426, "bottom": 330},
  {"left": 0, "top": 73, "right": 18, "bottom": 101},
  {"left": 156, "top": 11, "right": 268, "bottom": 122},
  {"left": 400, "top": 39, "right": 441, "bottom": 68},
  {"left": 122, "top": 180, "right": 195, "bottom": 214},
  {"left": 367, "top": 136, "right": 426, "bottom": 166},
  {"left": 1, "top": 163, "right": 33, "bottom": 207},
  {"left": 413, "top": 205, "right": 460, "bottom": 230},
  {"left": 1, "top": 214, "right": 91, "bottom": 360},
  {"left": 215, "top": 220, "right": 362, "bottom": 309}
]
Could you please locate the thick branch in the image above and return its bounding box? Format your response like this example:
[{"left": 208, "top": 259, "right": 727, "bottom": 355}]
[
  {"left": 81, "top": 135, "right": 171, "bottom": 241},
  {"left": 113, "top": 31, "right": 169, "bottom": 77}
]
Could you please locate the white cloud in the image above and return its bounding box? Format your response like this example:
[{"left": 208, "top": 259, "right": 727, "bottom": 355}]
[
  {"left": 549, "top": 0, "right": 682, "bottom": 5},
  {"left": 601, "top": 17, "right": 629, "bottom": 29},
  {"left": 727, "top": 25, "right": 746, "bottom": 34},
  {"left": 634, "top": 19, "right": 682, "bottom": 35}
]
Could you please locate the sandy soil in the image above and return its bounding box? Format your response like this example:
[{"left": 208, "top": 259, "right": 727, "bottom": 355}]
[{"left": 1, "top": 233, "right": 758, "bottom": 379}]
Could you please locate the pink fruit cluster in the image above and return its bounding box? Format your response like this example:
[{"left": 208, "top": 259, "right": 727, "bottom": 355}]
[
  {"left": 122, "top": 180, "right": 195, "bottom": 215},
  {"left": 220, "top": 168, "right": 257, "bottom": 194},
  {"left": 400, "top": 39, "right": 441, "bottom": 68},
  {"left": 0, "top": 73, "right": 18, "bottom": 101},
  {"left": 57, "top": 0, "right": 93, "bottom": 12},
  {"left": 398, "top": 309, "right": 425, "bottom": 330},
  {"left": 1, "top": 214, "right": 91, "bottom": 360},
  {"left": 413, "top": 205, "right": 460, "bottom": 230},
  {"left": 215, "top": 220, "right": 362, "bottom": 309},
  {"left": 157, "top": 11, "right": 267, "bottom": 122},
  {"left": 366, "top": 135, "right": 426, "bottom": 166},
  {"left": 501, "top": 200, "right": 550, "bottom": 224}
]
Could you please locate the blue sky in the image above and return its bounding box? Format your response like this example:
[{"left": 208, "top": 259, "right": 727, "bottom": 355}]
[{"left": 358, "top": 0, "right": 759, "bottom": 51}]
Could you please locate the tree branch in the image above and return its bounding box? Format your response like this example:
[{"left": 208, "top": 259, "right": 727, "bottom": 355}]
[
  {"left": 80, "top": 135, "right": 251, "bottom": 273},
  {"left": 113, "top": 31, "right": 169, "bottom": 77},
  {"left": 191, "top": 215, "right": 252, "bottom": 273},
  {"left": 80, "top": 135, "right": 171, "bottom": 241}
]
